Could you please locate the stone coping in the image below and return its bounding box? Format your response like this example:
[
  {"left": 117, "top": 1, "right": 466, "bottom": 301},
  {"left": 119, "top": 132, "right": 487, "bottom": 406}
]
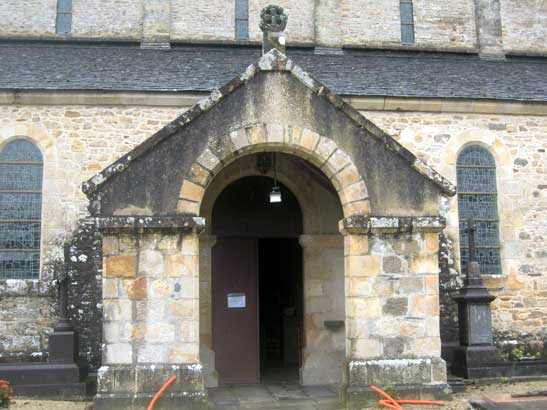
[
  {"left": 95, "top": 215, "right": 205, "bottom": 231},
  {"left": 340, "top": 215, "right": 446, "bottom": 234},
  {"left": 2, "top": 91, "right": 545, "bottom": 116}
]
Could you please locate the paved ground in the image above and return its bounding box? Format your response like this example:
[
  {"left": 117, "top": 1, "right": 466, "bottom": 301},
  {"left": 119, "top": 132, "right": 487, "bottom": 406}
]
[
  {"left": 208, "top": 382, "right": 342, "bottom": 409},
  {"left": 8, "top": 380, "right": 547, "bottom": 410}
]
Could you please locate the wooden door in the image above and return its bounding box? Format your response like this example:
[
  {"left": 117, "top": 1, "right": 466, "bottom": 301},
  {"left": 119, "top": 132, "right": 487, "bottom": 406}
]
[{"left": 212, "top": 237, "right": 259, "bottom": 384}]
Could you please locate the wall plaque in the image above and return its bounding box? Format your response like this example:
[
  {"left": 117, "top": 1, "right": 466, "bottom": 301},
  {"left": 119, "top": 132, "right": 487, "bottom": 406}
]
[{"left": 227, "top": 293, "right": 246, "bottom": 308}]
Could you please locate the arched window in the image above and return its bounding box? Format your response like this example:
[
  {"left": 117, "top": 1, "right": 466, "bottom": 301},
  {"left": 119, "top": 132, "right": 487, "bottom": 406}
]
[
  {"left": 235, "top": 0, "right": 249, "bottom": 39},
  {"left": 0, "top": 139, "right": 43, "bottom": 279},
  {"left": 457, "top": 145, "right": 501, "bottom": 275},
  {"left": 400, "top": 0, "right": 415, "bottom": 44}
]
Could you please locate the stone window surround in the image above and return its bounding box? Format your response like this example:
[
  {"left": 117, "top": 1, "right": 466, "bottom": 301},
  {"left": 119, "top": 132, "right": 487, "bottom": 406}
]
[
  {"left": 0, "top": 137, "right": 44, "bottom": 279},
  {"left": 0, "top": 125, "right": 59, "bottom": 282},
  {"left": 439, "top": 132, "right": 512, "bottom": 281},
  {"left": 456, "top": 145, "right": 501, "bottom": 275}
]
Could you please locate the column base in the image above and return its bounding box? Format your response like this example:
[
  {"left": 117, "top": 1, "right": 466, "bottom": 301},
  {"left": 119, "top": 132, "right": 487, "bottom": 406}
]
[
  {"left": 95, "top": 392, "right": 207, "bottom": 410},
  {"left": 95, "top": 364, "right": 207, "bottom": 410},
  {"left": 344, "top": 358, "right": 451, "bottom": 409},
  {"left": 451, "top": 345, "right": 503, "bottom": 379}
]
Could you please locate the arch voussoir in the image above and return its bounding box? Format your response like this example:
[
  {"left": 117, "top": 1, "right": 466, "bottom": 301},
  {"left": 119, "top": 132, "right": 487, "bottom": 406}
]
[{"left": 177, "top": 124, "right": 371, "bottom": 217}]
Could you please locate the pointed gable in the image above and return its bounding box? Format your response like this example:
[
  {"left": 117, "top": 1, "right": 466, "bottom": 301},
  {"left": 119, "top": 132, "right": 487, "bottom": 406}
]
[{"left": 83, "top": 49, "right": 455, "bottom": 218}]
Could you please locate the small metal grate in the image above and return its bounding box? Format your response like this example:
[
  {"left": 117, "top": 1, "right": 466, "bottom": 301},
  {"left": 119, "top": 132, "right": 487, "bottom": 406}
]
[
  {"left": 457, "top": 145, "right": 501, "bottom": 275},
  {"left": 0, "top": 140, "right": 43, "bottom": 279}
]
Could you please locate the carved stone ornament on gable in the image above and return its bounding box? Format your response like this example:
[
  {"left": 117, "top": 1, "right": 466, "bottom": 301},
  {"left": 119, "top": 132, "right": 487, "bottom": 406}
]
[{"left": 259, "top": 5, "right": 288, "bottom": 32}]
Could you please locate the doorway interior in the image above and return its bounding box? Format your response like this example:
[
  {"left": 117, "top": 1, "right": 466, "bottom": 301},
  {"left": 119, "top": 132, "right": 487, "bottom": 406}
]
[
  {"left": 211, "top": 175, "right": 304, "bottom": 385},
  {"left": 258, "top": 238, "right": 302, "bottom": 383}
]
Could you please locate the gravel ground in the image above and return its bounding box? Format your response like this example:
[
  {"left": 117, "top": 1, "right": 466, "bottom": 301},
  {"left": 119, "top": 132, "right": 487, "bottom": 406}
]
[{"left": 9, "top": 380, "right": 547, "bottom": 410}]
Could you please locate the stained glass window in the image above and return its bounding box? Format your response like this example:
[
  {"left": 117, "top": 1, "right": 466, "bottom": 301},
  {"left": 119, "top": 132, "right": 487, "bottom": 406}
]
[
  {"left": 457, "top": 145, "right": 501, "bottom": 275},
  {"left": 400, "top": 0, "right": 415, "bottom": 44},
  {"left": 0, "top": 139, "right": 43, "bottom": 279}
]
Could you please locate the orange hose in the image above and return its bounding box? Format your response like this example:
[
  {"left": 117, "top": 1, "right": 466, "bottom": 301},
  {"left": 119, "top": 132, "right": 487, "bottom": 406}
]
[
  {"left": 372, "top": 385, "right": 445, "bottom": 409},
  {"left": 379, "top": 399, "right": 403, "bottom": 410},
  {"left": 397, "top": 399, "right": 445, "bottom": 405},
  {"left": 147, "top": 375, "right": 177, "bottom": 410},
  {"left": 371, "top": 386, "right": 402, "bottom": 410}
]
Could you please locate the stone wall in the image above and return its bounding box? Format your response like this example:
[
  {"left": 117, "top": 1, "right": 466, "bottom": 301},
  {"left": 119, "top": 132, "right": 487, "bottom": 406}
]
[
  {"left": 1, "top": 0, "right": 544, "bottom": 54},
  {"left": 97, "top": 229, "right": 205, "bottom": 410},
  {"left": 300, "top": 235, "right": 345, "bottom": 385},
  {"left": 500, "top": 0, "right": 547, "bottom": 54},
  {"left": 0, "top": 101, "right": 545, "bottom": 366},
  {"left": 72, "top": 0, "right": 143, "bottom": 39},
  {"left": 413, "top": 0, "right": 477, "bottom": 48},
  {"left": 364, "top": 110, "right": 547, "bottom": 354},
  {"left": 170, "top": 0, "right": 234, "bottom": 41},
  {"left": 0, "top": 0, "right": 56, "bottom": 36},
  {"left": 0, "top": 105, "right": 182, "bottom": 363},
  {"left": 344, "top": 232, "right": 443, "bottom": 362}
]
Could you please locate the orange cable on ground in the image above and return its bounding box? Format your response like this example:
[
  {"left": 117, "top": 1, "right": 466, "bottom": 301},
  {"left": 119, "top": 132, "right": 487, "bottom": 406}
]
[
  {"left": 372, "top": 385, "right": 445, "bottom": 409},
  {"left": 147, "top": 375, "right": 177, "bottom": 410},
  {"left": 372, "top": 385, "right": 402, "bottom": 409}
]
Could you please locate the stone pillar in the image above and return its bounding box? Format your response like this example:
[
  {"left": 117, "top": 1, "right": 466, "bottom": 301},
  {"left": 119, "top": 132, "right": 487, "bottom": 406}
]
[
  {"left": 340, "top": 217, "right": 449, "bottom": 409},
  {"left": 95, "top": 228, "right": 206, "bottom": 410},
  {"left": 141, "top": 0, "right": 171, "bottom": 49},
  {"left": 299, "top": 234, "right": 345, "bottom": 385},
  {"left": 474, "top": 0, "right": 504, "bottom": 58},
  {"left": 198, "top": 235, "right": 218, "bottom": 388}
]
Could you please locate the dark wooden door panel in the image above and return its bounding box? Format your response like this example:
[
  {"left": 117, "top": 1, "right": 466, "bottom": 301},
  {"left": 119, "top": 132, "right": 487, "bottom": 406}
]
[{"left": 212, "top": 237, "right": 259, "bottom": 384}]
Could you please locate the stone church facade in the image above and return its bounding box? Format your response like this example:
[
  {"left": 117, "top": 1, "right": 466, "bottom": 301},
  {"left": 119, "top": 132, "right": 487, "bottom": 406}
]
[{"left": 0, "top": 1, "right": 545, "bottom": 409}]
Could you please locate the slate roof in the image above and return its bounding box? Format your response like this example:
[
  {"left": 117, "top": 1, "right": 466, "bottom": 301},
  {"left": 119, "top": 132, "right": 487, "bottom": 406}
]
[{"left": 0, "top": 41, "right": 546, "bottom": 102}]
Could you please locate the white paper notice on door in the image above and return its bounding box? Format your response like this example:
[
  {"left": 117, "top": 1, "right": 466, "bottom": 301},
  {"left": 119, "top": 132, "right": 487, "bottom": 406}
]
[{"left": 227, "top": 293, "right": 246, "bottom": 308}]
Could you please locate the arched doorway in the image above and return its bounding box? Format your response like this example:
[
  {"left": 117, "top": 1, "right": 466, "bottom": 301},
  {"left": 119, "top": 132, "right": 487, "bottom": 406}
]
[
  {"left": 199, "top": 152, "right": 345, "bottom": 387},
  {"left": 212, "top": 176, "right": 303, "bottom": 384}
]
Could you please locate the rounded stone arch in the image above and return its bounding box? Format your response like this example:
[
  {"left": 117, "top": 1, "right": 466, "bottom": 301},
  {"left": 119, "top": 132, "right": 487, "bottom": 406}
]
[
  {"left": 198, "top": 153, "right": 344, "bottom": 235},
  {"left": 177, "top": 124, "right": 370, "bottom": 218},
  {"left": 0, "top": 124, "right": 59, "bottom": 175},
  {"left": 440, "top": 129, "right": 512, "bottom": 183},
  {"left": 0, "top": 124, "right": 63, "bottom": 276},
  {"left": 439, "top": 129, "right": 513, "bottom": 277}
]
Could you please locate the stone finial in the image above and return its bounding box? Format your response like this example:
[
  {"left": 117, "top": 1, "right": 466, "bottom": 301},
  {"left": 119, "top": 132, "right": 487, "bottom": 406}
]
[
  {"left": 260, "top": 5, "right": 288, "bottom": 55},
  {"left": 259, "top": 5, "right": 288, "bottom": 32}
]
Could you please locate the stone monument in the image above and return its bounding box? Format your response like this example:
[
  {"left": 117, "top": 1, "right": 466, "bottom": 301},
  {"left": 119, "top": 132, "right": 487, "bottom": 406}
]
[{"left": 452, "top": 219, "right": 500, "bottom": 378}]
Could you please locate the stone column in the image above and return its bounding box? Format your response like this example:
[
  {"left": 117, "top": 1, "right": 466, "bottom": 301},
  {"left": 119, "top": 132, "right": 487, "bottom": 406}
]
[
  {"left": 341, "top": 217, "right": 449, "bottom": 409},
  {"left": 198, "top": 235, "right": 218, "bottom": 387},
  {"left": 95, "top": 227, "right": 206, "bottom": 410},
  {"left": 299, "top": 234, "right": 345, "bottom": 385}
]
